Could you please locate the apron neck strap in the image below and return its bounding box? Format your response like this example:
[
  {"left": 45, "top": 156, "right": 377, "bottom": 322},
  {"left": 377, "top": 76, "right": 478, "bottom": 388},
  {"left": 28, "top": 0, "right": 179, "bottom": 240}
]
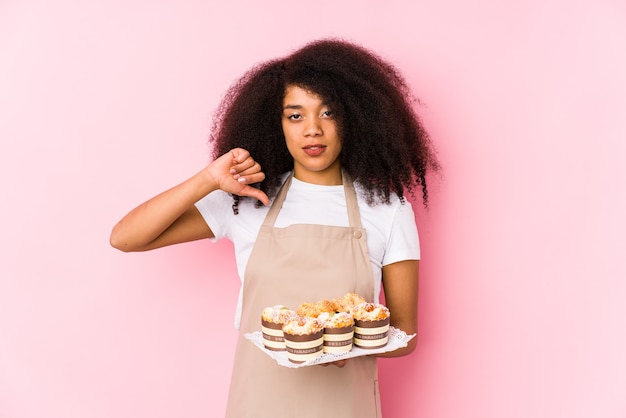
[
  {"left": 342, "top": 170, "right": 362, "bottom": 229},
  {"left": 263, "top": 170, "right": 362, "bottom": 229}
]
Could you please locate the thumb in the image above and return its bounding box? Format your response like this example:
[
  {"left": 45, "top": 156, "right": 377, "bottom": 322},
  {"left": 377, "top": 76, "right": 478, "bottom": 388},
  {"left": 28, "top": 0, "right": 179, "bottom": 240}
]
[{"left": 239, "top": 185, "right": 270, "bottom": 206}]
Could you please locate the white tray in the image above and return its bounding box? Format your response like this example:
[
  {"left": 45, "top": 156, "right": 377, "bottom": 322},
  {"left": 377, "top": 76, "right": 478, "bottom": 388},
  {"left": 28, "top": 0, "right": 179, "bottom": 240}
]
[{"left": 244, "top": 326, "right": 415, "bottom": 368}]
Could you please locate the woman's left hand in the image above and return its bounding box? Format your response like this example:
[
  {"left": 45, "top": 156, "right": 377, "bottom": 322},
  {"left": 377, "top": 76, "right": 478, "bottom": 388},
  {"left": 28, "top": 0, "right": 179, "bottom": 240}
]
[{"left": 320, "top": 359, "right": 349, "bottom": 368}]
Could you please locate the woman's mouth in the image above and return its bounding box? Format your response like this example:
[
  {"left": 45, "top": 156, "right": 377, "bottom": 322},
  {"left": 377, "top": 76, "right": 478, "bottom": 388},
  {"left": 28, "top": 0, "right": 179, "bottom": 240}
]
[{"left": 303, "top": 144, "right": 326, "bottom": 156}]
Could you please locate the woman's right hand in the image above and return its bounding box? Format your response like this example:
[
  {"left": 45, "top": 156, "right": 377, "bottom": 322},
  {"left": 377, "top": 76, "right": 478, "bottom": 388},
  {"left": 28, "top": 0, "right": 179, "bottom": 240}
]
[
  {"left": 110, "top": 148, "right": 269, "bottom": 252},
  {"left": 207, "top": 148, "right": 269, "bottom": 206}
]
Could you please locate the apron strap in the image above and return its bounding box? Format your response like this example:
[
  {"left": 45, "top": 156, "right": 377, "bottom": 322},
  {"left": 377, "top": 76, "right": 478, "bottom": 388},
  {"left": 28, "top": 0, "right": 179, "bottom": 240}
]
[
  {"left": 262, "top": 173, "right": 293, "bottom": 227},
  {"left": 341, "top": 170, "right": 363, "bottom": 230},
  {"left": 262, "top": 170, "right": 362, "bottom": 229}
]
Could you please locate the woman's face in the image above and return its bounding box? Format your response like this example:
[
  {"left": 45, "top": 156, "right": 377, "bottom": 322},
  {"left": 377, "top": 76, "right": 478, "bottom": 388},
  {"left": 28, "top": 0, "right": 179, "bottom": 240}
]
[{"left": 281, "top": 85, "right": 342, "bottom": 185}]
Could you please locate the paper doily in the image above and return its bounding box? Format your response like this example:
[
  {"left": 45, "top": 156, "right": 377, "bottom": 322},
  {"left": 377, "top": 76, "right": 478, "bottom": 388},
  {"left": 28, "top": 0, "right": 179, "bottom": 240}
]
[{"left": 244, "top": 326, "right": 415, "bottom": 368}]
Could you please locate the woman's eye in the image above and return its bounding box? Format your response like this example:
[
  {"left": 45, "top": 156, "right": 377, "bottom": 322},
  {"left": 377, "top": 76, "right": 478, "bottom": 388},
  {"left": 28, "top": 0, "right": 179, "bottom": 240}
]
[
  {"left": 287, "top": 114, "right": 302, "bottom": 120},
  {"left": 321, "top": 110, "right": 334, "bottom": 118}
]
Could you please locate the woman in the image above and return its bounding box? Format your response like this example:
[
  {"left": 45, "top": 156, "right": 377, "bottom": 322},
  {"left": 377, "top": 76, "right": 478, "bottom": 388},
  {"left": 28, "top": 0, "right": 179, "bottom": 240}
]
[{"left": 110, "top": 39, "right": 438, "bottom": 417}]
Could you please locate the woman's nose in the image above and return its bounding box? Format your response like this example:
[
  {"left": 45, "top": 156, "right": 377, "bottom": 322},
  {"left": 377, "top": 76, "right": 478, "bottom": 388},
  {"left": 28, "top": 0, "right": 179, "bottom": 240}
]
[{"left": 304, "top": 117, "right": 322, "bottom": 137}]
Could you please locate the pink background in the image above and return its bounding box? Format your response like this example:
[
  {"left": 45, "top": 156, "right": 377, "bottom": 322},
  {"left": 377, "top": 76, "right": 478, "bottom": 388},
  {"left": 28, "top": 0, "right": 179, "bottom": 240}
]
[{"left": 1, "top": 0, "right": 625, "bottom": 417}]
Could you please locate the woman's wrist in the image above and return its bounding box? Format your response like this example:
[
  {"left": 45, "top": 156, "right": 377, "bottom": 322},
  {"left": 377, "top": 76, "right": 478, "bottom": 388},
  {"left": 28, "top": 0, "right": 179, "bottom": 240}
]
[{"left": 192, "top": 165, "right": 220, "bottom": 198}]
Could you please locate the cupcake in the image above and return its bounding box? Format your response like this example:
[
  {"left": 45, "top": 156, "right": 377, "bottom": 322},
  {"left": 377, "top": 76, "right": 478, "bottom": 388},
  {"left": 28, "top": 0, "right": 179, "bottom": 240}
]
[
  {"left": 333, "top": 292, "right": 367, "bottom": 314},
  {"left": 322, "top": 312, "right": 355, "bottom": 354},
  {"left": 352, "top": 302, "right": 391, "bottom": 349},
  {"left": 282, "top": 317, "right": 324, "bottom": 363},
  {"left": 297, "top": 299, "right": 337, "bottom": 318},
  {"left": 261, "top": 305, "right": 297, "bottom": 351}
]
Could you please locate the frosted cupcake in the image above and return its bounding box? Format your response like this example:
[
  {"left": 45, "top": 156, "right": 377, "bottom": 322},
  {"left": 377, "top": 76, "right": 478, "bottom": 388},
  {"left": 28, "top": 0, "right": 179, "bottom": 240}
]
[
  {"left": 322, "top": 312, "right": 355, "bottom": 354},
  {"left": 282, "top": 317, "right": 324, "bottom": 363},
  {"left": 352, "top": 303, "right": 391, "bottom": 349},
  {"left": 261, "top": 305, "right": 297, "bottom": 351}
]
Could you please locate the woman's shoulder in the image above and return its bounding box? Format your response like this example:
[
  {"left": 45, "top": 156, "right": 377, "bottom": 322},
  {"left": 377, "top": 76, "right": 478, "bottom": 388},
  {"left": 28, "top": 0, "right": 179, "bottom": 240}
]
[{"left": 354, "top": 184, "right": 416, "bottom": 229}]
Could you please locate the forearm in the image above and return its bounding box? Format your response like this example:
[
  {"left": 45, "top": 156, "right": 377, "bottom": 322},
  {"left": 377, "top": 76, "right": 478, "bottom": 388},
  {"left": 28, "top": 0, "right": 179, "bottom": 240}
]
[
  {"left": 375, "top": 259, "right": 419, "bottom": 358},
  {"left": 110, "top": 168, "right": 217, "bottom": 251}
]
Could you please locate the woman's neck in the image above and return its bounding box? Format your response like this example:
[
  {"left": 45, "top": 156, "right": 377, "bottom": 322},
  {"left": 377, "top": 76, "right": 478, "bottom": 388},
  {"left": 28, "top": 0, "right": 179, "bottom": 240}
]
[{"left": 292, "top": 163, "right": 342, "bottom": 185}]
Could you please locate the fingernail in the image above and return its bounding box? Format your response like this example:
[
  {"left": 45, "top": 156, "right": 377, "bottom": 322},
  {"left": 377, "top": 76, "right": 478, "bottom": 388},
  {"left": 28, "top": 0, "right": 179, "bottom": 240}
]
[{"left": 237, "top": 177, "right": 246, "bottom": 183}]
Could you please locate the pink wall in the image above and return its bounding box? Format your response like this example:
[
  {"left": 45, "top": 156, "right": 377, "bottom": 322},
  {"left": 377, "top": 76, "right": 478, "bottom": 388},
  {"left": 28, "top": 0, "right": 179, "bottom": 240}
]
[{"left": 1, "top": 0, "right": 625, "bottom": 417}]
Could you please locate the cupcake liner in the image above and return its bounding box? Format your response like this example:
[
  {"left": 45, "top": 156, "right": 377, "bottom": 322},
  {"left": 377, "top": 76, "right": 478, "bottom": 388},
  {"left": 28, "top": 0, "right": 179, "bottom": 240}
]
[
  {"left": 283, "top": 330, "right": 324, "bottom": 363},
  {"left": 353, "top": 317, "right": 390, "bottom": 349},
  {"left": 261, "top": 319, "right": 286, "bottom": 351},
  {"left": 323, "top": 325, "right": 354, "bottom": 354}
]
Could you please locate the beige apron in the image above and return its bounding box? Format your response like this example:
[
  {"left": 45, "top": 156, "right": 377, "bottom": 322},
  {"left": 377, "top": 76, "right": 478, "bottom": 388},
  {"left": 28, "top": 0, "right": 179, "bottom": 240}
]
[{"left": 225, "top": 172, "right": 382, "bottom": 418}]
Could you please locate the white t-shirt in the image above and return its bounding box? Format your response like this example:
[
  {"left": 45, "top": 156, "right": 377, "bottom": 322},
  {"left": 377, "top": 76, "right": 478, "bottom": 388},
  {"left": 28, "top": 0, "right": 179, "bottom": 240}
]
[{"left": 195, "top": 176, "right": 420, "bottom": 328}]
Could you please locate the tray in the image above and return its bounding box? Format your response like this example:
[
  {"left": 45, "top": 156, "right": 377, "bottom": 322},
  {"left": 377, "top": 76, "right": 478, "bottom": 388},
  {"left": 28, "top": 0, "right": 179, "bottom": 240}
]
[{"left": 244, "top": 326, "right": 415, "bottom": 368}]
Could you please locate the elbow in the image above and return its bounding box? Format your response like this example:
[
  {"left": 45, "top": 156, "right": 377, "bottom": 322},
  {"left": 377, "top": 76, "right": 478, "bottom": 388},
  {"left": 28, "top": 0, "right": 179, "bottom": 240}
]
[
  {"left": 109, "top": 233, "right": 127, "bottom": 252},
  {"left": 396, "top": 334, "right": 418, "bottom": 357},
  {"left": 110, "top": 238, "right": 128, "bottom": 252},
  {"left": 109, "top": 225, "right": 134, "bottom": 252},
  {"left": 406, "top": 334, "right": 418, "bottom": 354}
]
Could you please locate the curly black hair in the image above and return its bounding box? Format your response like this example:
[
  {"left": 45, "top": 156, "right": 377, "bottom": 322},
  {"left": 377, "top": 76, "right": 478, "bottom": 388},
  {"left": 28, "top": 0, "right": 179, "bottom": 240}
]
[{"left": 210, "top": 38, "right": 439, "bottom": 209}]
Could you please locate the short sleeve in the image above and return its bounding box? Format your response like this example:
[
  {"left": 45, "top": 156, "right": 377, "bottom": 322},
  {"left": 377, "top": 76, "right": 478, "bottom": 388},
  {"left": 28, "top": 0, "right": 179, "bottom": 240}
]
[
  {"left": 382, "top": 201, "right": 421, "bottom": 266},
  {"left": 194, "top": 190, "right": 234, "bottom": 241}
]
